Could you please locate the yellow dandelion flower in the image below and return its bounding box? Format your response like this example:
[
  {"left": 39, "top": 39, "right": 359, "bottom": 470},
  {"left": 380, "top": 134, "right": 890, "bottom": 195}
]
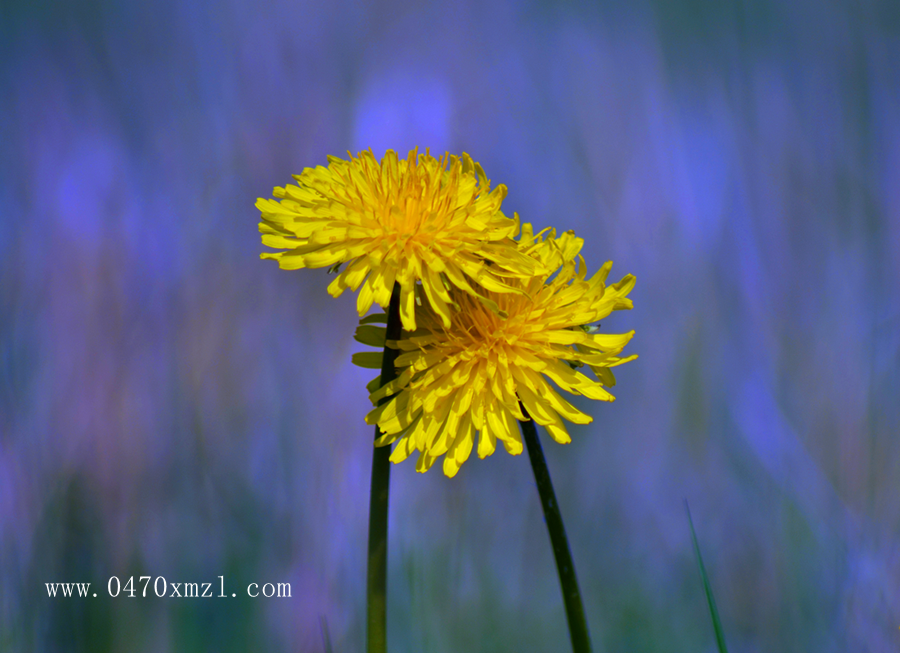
[
  {"left": 258, "top": 148, "right": 541, "bottom": 331},
  {"left": 357, "top": 224, "right": 637, "bottom": 477}
]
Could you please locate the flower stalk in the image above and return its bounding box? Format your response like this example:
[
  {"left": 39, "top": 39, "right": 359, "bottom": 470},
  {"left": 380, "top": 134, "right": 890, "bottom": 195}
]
[
  {"left": 520, "top": 404, "right": 592, "bottom": 653},
  {"left": 366, "top": 283, "right": 402, "bottom": 653}
]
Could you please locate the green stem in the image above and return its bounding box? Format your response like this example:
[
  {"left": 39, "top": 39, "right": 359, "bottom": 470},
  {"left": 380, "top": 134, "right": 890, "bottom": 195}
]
[
  {"left": 520, "top": 405, "right": 592, "bottom": 653},
  {"left": 366, "top": 283, "right": 402, "bottom": 653}
]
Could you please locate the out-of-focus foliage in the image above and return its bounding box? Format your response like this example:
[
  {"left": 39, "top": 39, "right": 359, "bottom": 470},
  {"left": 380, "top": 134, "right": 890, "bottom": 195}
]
[{"left": 1, "top": 0, "right": 898, "bottom": 651}]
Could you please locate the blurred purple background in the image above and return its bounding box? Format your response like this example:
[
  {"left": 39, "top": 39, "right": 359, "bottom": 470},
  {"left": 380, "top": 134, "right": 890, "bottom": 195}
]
[{"left": 1, "top": 0, "right": 899, "bottom": 651}]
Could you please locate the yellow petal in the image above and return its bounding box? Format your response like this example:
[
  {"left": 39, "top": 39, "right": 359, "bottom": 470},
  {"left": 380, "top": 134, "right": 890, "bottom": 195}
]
[
  {"left": 523, "top": 368, "right": 592, "bottom": 425},
  {"left": 390, "top": 436, "right": 414, "bottom": 463},
  {"left": 541, "top": 411, "right": 572, "bottom": 444},
  {"left": 400, "top": 283, "right": 417, "bottom": 331},
  {"left": 477, "top": 414, "right": 496, "bottom": 459},
  {"left": 587, "top": 331, "right": 635, "bottom": 352},
  {"left": 357, "top": 276, "right": 377, "bottom": 316},
  {"left": 415, "top": 450, "right": 437, "bottom": 473}
]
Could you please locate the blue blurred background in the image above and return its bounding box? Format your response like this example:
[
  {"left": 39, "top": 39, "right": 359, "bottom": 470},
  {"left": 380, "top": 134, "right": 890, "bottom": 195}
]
[{"left": 1, "top": 0, "right": 899, "bottom": 651}]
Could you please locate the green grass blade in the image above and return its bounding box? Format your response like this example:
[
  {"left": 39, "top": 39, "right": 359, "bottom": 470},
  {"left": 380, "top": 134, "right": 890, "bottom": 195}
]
[
  {"left": 685, "top": 500, "right": 729, "bottom": 653},
  {"left": 320, "top": 615, "right": 334, "bottom": 653}
]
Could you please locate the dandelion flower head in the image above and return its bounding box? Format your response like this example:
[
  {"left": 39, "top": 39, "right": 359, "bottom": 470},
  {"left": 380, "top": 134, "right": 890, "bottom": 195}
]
[
  {"left": 258, "top": 148, "right": 540, "bottom": 330},
  {"left": 358, "top": 224, "right": 637, "bottom": 477}
]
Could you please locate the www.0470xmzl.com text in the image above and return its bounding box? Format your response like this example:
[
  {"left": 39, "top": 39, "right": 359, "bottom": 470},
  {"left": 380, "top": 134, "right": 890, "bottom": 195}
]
[{"left": 45, "top": 576, "right": 291, "bottom": 598}]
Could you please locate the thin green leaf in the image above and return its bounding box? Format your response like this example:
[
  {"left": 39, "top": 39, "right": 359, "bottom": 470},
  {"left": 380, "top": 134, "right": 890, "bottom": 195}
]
[
  {"left": 685, "top": 500, "right": 729, "bottom": 653},
  {"left": 320, "top": 616, "right": 334, "bottom": 653}
]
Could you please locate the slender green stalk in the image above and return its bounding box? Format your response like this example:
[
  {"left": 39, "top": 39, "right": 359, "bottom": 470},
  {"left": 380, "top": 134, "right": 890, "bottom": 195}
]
[
  {"left": 366, "top": 284, "right": 402, "bottom": 653},
  {"left": 519, "top": 405, "right": 592, "bottom": 653},
  {"left": 319, "top": 616, "right": 334, "bottom": 653},
  {"left": 685, "top": 501, "right": 729, "bottom": 653}
]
